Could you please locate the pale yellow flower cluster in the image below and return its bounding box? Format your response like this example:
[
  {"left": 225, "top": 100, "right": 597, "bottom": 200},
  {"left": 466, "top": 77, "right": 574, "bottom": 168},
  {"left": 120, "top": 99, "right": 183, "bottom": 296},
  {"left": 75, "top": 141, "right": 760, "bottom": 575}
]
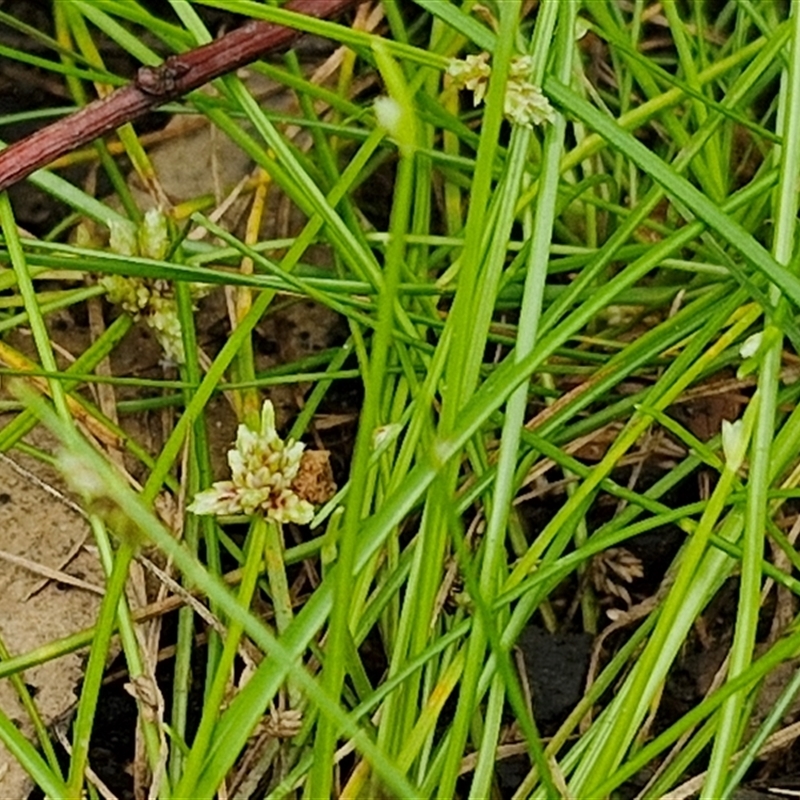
[
  {"left": 101, "top": 209, "right": 200, "bottom": 364},
  {"left": 102, "top": 274, "right": 186, "bottom": 363},
  {"left": 447, "top": 52, "right": 492, "bottom": 105},
  {"left": 447, "top": 52, "right": 555, "bottom": 129},
  {"left": 188, "top": 401, "right": 315, "bottom": 524}
]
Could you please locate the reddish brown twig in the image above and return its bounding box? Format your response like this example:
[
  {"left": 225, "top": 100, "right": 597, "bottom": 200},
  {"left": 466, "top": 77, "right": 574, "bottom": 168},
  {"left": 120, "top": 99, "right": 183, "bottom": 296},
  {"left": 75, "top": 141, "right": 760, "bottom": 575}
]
[{"left": 0, "top": 0, "right": 357, "bottom": 192}]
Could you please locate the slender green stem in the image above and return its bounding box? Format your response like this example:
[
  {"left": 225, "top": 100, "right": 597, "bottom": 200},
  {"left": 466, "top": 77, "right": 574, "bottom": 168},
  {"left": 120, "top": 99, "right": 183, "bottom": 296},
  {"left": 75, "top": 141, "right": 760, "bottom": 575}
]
[{"left": 66, "top": 541, "right": 135, "bottom": 798}]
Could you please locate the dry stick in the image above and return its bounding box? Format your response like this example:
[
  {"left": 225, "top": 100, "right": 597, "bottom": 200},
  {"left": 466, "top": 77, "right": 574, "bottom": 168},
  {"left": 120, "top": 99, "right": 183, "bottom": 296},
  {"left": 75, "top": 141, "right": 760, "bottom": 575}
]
[{"left": 0, "top": 0, "right": 357, "bottom": 193}]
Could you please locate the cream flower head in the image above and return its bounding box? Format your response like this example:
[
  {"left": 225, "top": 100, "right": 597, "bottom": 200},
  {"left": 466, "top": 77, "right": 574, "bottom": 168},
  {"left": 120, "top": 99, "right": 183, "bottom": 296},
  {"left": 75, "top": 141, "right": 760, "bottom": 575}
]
[
  {"left": 101, "top": 210, "right": 207, "bottom": 365},
  {"left": 188, "top": 401, "right": 315, "bottom": 524},
  {"left": 446, "top": 52, "right": 555, "bottom": 129}
]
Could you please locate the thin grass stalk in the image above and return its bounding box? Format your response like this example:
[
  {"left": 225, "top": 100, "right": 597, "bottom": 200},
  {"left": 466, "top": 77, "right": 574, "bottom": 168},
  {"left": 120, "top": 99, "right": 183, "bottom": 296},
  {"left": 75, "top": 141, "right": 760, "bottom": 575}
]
[
  {"left": 234, "top": 177, "right": 269, "bottom": 427},
  {"left": 507, "top": 294, "right": 758, "bottom": 587},
  {"left": 516, "top": 24, "right": 787, "bottom": 216},
  {"left": 664, "top": 2, "right": 726, "bottom": 196},
  {"left": 264, "top": 521, "right": 295, "bottom": 638},
  {"left": 173, "top": 515, "right": 268, "bottom": 796},
  {"left": 290, "top": 342, "right": 353, "bottom": 441},
  {"left": 447, "top": 498, "right": 556, "bottom": 799},
  {"left": 563, "top": 405, "right": 752, "bottom": 789},
  {"left": 376, "top": 0, "right": 520, "bottom": 770},
  {"left": 0, "top": 701, "right": 69, "bottom": 799},
  {"left": 0, "top": 35, "right": 116, "bottom": 86},
  {"left": 66, "top": 541, "right": 136, "bottom": 798},
  {"left": 0, "top": 285, "right": 105, "bottom": 336},
  {"left": 441, "top": 2, "right": 566, "bottom": 796},
  {"left": 169, "top": 279, "right": 209, "bottom": 785},
  {"left": 0, "top": 6, "right": 89, "bottom": 63},
  {"left": 170, "top": 0, "right": 258, "bottom": 432},
  {"left": 306, "top": 44, "right": 418, "bottom": 797},
  {"left": 190, "top": 0, "right": 449, "bottom": 72},
  {"left": 591, "top": 621, "right": 800, "bottom": 798},
  {"left": 55, "top": 6, "right": 139, "bottom": 220},
  {"left": 722, "top": 658, "right": 800, "bottom": 796},
  {"left": 0, "top": 630, "right": 62, "bottom": 779},
  {"left": 468, "top": 6, "right": 574, "bottom": 789},
  {"left": 543, "top": 77, "right": 800, "bottom": 308},
  {"left": 169, "top": 0, "right": 212, "bottom": 45},
  {"left": 640, "top": 715, "right": 719, "bottom": 799},
  {"left": 169, "top": 482, "right": 197, "bottom": 784},
  {"left": 263, "top": 519, "right": 300, "bottom": 706},
  {"left": 0, "top": 314, "right": 131, "bottom": 448},
  {"left": 704, "top": 2, "right": 800, "bottom": 791},
  {"left": 618, "top": 0, "right": 644, "bottom": 204},
  {"left": 73, "top": 0, "right": 191, "bottom": 55},
  {"left": 0, "top": 195, "right": 70, "bottom": 420},
  {"left": 87, "top": 513, "right": 169, "bottom": 794}
]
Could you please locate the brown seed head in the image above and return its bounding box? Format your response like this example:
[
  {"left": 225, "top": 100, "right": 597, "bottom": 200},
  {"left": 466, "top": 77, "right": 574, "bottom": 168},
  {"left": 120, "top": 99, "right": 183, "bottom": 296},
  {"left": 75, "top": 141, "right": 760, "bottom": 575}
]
[{"left": 291, "top": 450, "right": 336, "bottom": 505}]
